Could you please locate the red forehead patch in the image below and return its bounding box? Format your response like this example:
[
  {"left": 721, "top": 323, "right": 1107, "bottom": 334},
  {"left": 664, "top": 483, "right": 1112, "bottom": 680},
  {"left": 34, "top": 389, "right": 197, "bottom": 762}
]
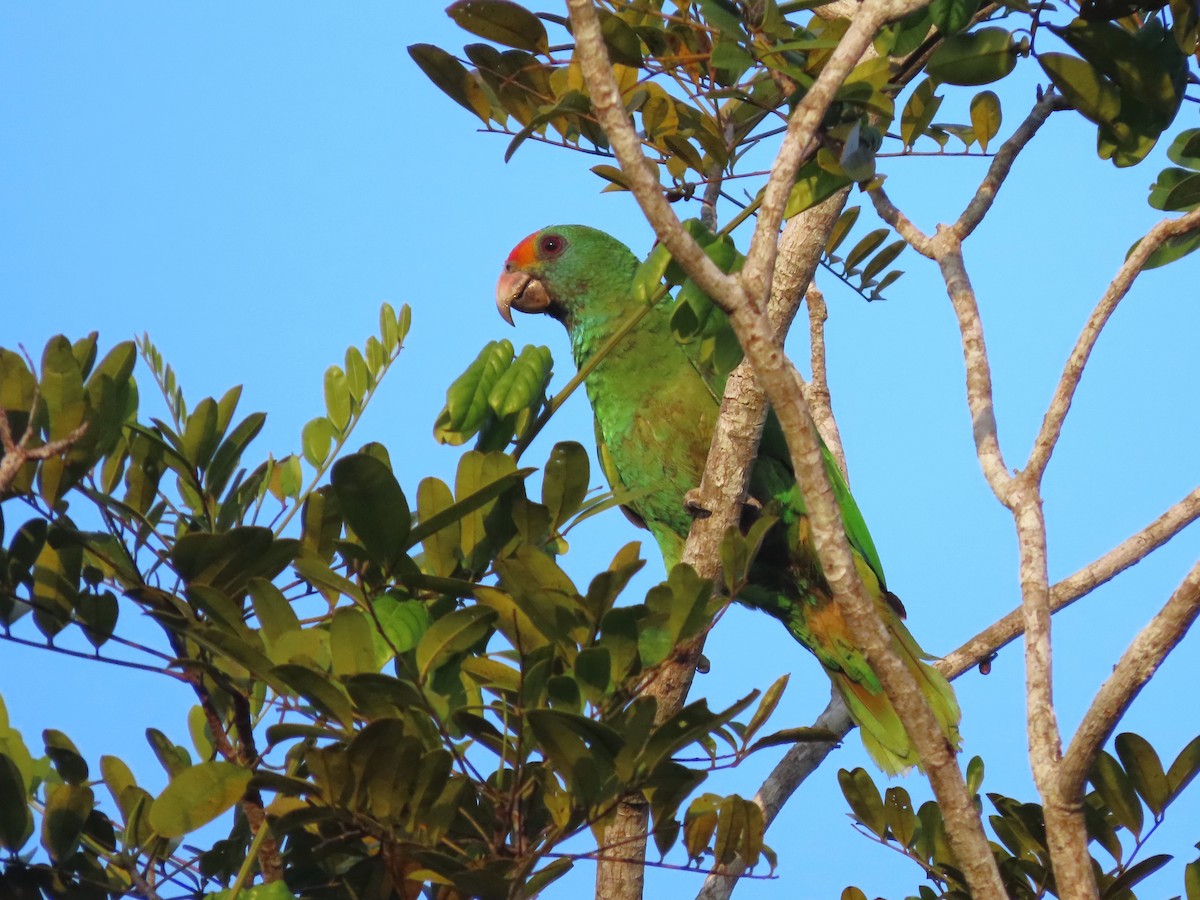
[{"left": 506, "top": 231, "right": 541, "bottom": 269}]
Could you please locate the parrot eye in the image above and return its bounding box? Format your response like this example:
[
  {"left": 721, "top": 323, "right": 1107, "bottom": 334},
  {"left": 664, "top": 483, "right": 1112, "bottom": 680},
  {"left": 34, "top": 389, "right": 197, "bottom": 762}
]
[{"left": 539, "top": 235, "right": 565, "bottom": 257}]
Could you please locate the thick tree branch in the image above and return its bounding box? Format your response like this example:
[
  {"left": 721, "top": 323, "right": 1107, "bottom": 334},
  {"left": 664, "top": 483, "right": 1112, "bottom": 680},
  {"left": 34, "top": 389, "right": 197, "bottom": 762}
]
[
  {"left": 568, "top": 6, "right": 1006, "bottom": 900},
  {"left": 1060, "top": 560, "right": 1200, "bottom": 799},
  {"left": 1028, "top": 205, "right": 1200, "bottom": 482}
]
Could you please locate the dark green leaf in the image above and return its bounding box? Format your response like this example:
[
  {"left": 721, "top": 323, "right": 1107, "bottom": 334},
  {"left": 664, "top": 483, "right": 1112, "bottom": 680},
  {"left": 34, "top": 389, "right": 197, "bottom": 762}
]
[
  {"left": 1167, "top": 128, "right": 1200, "bottom": 170},
  {"left": 930, "top": 0, "right": 980, "bottom": 34},
  {"left": 43, "top": 730, "right": 88, "bottom": 785},
  {"left": 331, "top": 453, "right": 410, "bottom": 569},
  {"left": 696, "top": 0, "right": 745, "bottom": 35},
  {"left": 41, "top": 783, "right": 93, "bottom": 860},
  {"left": 1101, "top": 853, "right": 1171, "bottom": 898},
  {"left": 1167, "top": 734, "right": 1200, "bottom": 799},
  {"left": 447, "top": 0, "right": 549, "bottom": 53},
  {"left": 0, "top": 753, "right": 32, "bottom": 851},
  {"left": 838, "top": 767, "right": 886, "bottom": 837},
  {"left": 272, "top": 664, "right": 356, "bottom": 727},
  {"left": 1090, "top": 751, "right": 1143, "bottom": 836},
  {"left": 1115, "top": 732, "right": 1169, "bottom": 818},
  {"left": 542, "top": 441, "right": 590, "bottom": 529},
  {"left": 927, "top": 28, "right": 1018, "bottom": 86}
]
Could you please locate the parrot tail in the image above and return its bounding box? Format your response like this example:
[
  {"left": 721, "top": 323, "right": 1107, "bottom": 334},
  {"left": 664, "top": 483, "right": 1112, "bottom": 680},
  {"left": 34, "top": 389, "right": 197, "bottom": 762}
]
[{"left": 832, "top": 629, "right": 961, "bottom": 776}]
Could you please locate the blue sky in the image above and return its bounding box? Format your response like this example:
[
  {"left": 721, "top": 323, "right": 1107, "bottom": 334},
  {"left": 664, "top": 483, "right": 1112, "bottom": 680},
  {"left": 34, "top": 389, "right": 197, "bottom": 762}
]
[{"left": 3, "top": 4, "right": 1199, "bottom": 898}]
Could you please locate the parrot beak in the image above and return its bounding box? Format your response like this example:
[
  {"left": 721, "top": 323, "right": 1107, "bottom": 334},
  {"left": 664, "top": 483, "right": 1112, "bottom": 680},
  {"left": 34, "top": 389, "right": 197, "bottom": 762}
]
[{"left": 496, "top": 268, "right": 552, "bottom": 326}]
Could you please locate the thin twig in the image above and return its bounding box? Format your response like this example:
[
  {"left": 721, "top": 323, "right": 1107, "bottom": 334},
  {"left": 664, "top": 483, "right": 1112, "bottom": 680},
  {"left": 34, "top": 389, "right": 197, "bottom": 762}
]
[{"left": 1028, "top": 205, "right": 1200, "bottom": 482}]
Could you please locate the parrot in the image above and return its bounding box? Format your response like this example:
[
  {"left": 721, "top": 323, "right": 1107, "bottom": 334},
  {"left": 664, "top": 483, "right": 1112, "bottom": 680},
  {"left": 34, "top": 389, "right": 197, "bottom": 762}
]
[{"left": 495, "top": 224, "right": 959, "bottom": 774}]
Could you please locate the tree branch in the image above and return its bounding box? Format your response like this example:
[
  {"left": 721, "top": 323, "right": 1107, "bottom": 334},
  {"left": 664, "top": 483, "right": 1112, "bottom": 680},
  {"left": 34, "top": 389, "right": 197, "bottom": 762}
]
[
  {"left": 955, "top": 92, "right": 1068, "bottom": 239},
  {"left": 805, "top": 282, "right": 847, "bottom": 478},
  {"left": 940, "top": 483, "right": 1200, "bottom": 678},
  {"left": 0, "top": 407, "right": 89, "bottom": 496},
  {"left": 696, "top": 696, "right": 854, "bottom": 900},
  {"left": 1060, "top": 560, "right": 1200, "bottom": 799},
  {"left": 1028, "top": 205, "right": 1200, "bottom": 482}
]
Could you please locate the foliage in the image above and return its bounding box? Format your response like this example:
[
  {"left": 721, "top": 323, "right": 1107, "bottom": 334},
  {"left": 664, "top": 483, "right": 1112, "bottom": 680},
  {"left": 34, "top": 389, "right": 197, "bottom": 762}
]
[
  {"left": 0, "top": 322, "right": 798, "bottom": 899},
  {"left": 3, "top": 0, "right": 1199, "bottom": 897},
  {"left": 839, "top": 735, "right": 1200, "bottom": 899},
  {"left": 412, "top": 0, "right": 1200, "bottom": 273}
]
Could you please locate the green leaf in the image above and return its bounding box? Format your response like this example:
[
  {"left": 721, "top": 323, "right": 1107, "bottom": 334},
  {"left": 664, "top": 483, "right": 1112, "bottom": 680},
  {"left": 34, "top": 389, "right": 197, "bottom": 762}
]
[
  {"left": 301, "top": 416, "right": 336, "bottom": 468},
  {"left": 927, "top": 28, "right": 1017, "bottom": 86},
  {"left": 1090, "top": 750, "right": 1143, "bottom": 836},
  {"left": 684, "top": 793, "right": 719, "bottom": 860},
  {"left": 436, "top": 339, "right": 514, "bottom": 444},
  {"left": 172, "top": 527, "right": 296, "bottom": 596},
  {"left": 966, "top": 755, "right": 985, "bottom": 795},
  {"left": 1115, "top": 732, "right": 1169, "bottom": 818},
  {"left": 271, "top": 664, "right": 356, "bottom": 726},
  {"left": 1039, "top": 52, "right": 1121, "bottom": 125},
  {"left": 447, "top": 0, "right": 549, "bottom": 53},
  {"left": 415, "top": 605, "right": 496, "bottom": 677},
  {"left": 1167, "top": 734, "right": 1200, "bottom": 799},
  {"left": 0, "top": 753, "right": 32, "bottom": 851},
  {"left": 838, "top": 767, "right": 886, "bottom": 836},
  {"left": 487, "top": 344, "right": 552, "bottom": 418},
  {"left": 1134, "top": 227, "right": 1200, "bottom": 269},
  {"left": 331, "top": 454, "right": 410, "bottom": 569},
  {"left": 331, "top": 607, "right": 377, "bottom": 675},
  {"left": 1167, "top": 128, "right": 1200, "bottom": 170},
  {"left": 860, "top": 239, "right": 906, "bottom": 284},
  {"left": 182, "top": 396, "right": 220, "bottom": 469},
  {"left": 742, "top": 675, "right": 788, "bottom": 745},
  {"left": 1102, "top": 853, "right": 1171, "bottom": 898},
  {"left": 148, "top": 761, "right": 251, "bottom": 838},
  {"left": 929, "top": 0, "right": 979, "bottom": 34},
  {"left": 1148, "top": 167, "right": 1200, "bottom": 212},
  {"left": 843, "top": 229, "right": 890, "bottom": 273},
  {"left": 43, "top": 729, "right": 88, "bottom": 785},
  {"left": 323, "top": 365, "right": 352, "bottom": 432},
  {"left": 409, "top": 463, "right": 528, "bottom": 549},
  {"left": 542, "top": 441, "right": 590, "bottom": 528},
  {"left": 76, "top": 589, "right": 119, "bottom": 648},
  {"left": 784, "top": 160, "right": 852, "bottom": 218},
  {"left": 696, "top": 0, "right": 744, "bottom": 35},
  {"left": 1186, "top": 856, "right": 1200, "bottom": 900},
  {"left": 416, "top": 477, "right": 459, "bottom": 578},
  {"left": 884, "top": 786, "right": 917, "bottom": 847},
  {"left": 249, "top": 578, "right": 301, "bottom": 645},
  {"left": 41, "top": 783, "right": 93, "bottom": 860},
  {"left": 969, "top": 90, "right": 1002, "bottom": 151}
]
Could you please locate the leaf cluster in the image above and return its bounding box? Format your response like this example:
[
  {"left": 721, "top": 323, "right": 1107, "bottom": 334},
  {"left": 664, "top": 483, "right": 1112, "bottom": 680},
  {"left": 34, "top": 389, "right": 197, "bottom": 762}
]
[
  {"left": 0, "top": 320, "right": 797, "bottom": 899},
  {"left": 838, "top": 733, "right": 1200, "bottom": 899}
]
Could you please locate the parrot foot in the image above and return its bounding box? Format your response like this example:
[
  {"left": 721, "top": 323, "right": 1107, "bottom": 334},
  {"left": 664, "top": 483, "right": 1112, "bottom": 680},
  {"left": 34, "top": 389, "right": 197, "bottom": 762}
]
[{"left": 684, "top": 489, "right": 711, "bottom": 519}]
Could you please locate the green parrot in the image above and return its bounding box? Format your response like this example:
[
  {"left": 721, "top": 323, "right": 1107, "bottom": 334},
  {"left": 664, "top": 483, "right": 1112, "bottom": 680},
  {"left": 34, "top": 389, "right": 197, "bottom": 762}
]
[{"left": 495, "top": 224, "right": 959, "bottom": 774}]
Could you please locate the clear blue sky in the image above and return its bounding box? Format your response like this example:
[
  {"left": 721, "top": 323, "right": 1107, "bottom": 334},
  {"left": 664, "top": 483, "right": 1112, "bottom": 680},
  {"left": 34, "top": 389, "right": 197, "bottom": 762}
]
[{"left": 3, "top": 4, "right": 1199, "bottom": 898}]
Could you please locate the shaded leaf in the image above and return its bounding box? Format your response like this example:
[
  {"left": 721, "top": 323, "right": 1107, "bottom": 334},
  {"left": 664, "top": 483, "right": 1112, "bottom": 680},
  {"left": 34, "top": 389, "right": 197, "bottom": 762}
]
[{"left": 149, "top": 761, "right": 251, "bottom": 838}]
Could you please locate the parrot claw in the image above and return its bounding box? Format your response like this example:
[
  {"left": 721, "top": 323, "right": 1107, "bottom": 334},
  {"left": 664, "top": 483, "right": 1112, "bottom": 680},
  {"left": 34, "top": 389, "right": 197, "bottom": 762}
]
[{"left": 684, "top": 489, "right": 711, "bottom": 519}]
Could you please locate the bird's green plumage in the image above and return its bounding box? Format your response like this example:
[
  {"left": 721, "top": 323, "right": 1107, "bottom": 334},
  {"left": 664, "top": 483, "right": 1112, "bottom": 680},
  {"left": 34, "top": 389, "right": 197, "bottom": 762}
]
[{"left": 502, "top": 224, "right": 960, "bottom": 773}]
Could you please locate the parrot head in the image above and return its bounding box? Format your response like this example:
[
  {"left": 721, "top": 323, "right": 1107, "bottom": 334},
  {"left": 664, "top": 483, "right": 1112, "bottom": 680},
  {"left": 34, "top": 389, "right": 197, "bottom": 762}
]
[{"left": 496, "top": 225, "right": 638, "bottom": 328}]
